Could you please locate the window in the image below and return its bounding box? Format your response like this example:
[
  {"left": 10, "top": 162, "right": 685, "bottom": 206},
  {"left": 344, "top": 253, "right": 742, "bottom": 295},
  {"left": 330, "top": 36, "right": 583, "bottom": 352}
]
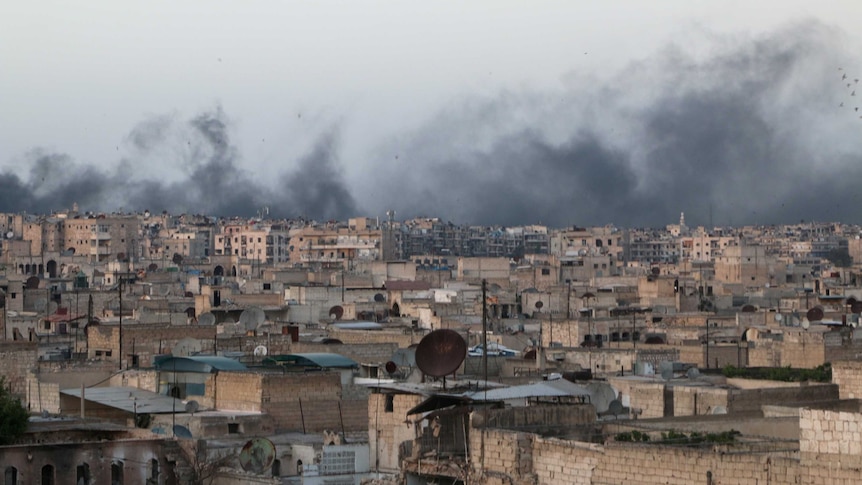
[
  {"left": 41, "top": 465, "right": 54, "bottom": 485},
  {"left": 5, "top": 466, "right": 18, "bottom": 485},
  {"left": 76, "top": 462, "right": 91, "bottom": 484},
  {"left": 541, "top": 268, "right": 550, "bottom": 276},
  {"left": 263, "top": 283, "right": 271, "bottom": 290},
  {"left": 111, "top": 462, "right": 123, "bottom": 485},
  {"left": 385, "top": 394, "right": 394, "bottom": 412},
  {"left": 228, "top": 423, "right": 240, "bottom": 434},
  {"left": 149, "top": 460, "right": 159, "bottom": 484}
]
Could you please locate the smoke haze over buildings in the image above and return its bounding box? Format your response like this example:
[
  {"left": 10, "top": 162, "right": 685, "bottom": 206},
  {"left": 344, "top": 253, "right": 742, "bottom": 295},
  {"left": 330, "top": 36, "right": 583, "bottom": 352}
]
[{"left": 1, "top": 22, "right": 860, "bottom": 227}]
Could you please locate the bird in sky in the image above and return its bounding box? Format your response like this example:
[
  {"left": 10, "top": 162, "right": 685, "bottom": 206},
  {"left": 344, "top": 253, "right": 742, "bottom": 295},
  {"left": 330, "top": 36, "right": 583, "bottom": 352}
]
[{"left": 843, "top": 73, "right": 848, "bottom": 80}]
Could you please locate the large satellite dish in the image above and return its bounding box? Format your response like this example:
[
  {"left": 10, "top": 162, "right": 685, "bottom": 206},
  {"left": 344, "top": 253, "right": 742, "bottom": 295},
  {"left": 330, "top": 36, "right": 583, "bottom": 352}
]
[
  {"left": 239, "top": 307, "right": 266, "bottom": 331},
  {"left": 415, "top": 329, "right": 467, "bottom": 378},
  {"left": 239, "top": 437, "right": 276, "bottom": 474},
  {"left": 374, "top": 293, "right": 385, "bottom": 303},
  {"left": 198, "top": 312, "right": 216, "bottom": 326},
  {"left": 686, "top": 367, "right": 701, "bottom": 379},
  {"left": 741, "top": 304, "right": 757, "bottom": 313},
  {"left": 806, "top": 307, "right": 824, "bottom": 322},
  {"left": 329, "top": 305, "right": 344, "bottom": 319}
]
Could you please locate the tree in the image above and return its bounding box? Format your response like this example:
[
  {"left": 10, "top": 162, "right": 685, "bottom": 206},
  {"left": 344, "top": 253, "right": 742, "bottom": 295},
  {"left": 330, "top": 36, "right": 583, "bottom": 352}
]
[{"left": 0, "top": 377, "right": 29, "bottom": 445}]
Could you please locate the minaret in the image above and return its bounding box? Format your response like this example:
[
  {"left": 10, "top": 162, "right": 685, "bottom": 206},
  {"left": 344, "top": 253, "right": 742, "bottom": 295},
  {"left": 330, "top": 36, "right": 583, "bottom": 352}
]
[{"left": 680, "top": 212, "right": 686, "bottom": 228}]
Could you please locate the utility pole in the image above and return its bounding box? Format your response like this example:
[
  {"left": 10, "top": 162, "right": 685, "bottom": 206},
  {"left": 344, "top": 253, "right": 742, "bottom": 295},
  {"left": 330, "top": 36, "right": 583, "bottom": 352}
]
[{"left": 118, "top": 275, "right": 123, "bottom": 370}]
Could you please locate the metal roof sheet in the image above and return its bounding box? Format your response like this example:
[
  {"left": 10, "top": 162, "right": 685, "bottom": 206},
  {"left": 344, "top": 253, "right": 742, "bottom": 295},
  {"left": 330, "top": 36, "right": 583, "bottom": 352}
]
[
  {"left": 154, "top": 355, "right": 248, "bottom": 373},
  {"left": 61, "top": 386, "right": 186, "bottom": 414},
  {"left": 467, "top": 379, "right": 591, "bottom": 402},
  {"left": 264, "top": 353, "right": 358, "bottom": 368}
]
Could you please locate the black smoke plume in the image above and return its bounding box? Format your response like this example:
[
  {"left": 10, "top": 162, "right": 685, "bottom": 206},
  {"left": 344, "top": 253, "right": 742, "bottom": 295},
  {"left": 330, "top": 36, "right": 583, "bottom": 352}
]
[{"left": 2, "top": 21, "right": 861, "bottom": 228}]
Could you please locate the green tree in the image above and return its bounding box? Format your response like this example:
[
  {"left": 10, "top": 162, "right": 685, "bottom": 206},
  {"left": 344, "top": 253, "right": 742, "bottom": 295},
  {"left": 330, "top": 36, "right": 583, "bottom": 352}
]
[{"left": 0, "top": 377, "right": 29, "bottom": 445}]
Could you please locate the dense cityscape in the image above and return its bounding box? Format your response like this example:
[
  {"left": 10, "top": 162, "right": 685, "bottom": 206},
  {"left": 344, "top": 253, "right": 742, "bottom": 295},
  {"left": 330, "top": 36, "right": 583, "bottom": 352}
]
[{"left": 1, "top": 207, "right": 862, "bottom": 483}]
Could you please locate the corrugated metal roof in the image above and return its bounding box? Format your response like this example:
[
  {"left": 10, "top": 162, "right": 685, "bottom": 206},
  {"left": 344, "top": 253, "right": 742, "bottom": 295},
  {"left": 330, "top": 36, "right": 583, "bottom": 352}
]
[
  {"left": 154, "top": 355, "right": 248, "bottom": 373},
  {"left": 467, "top": 379, "right": 591, "bottom": 402},
  {"left": 264, "top": 353, "right": 358, "bottom": 368},
  {"left": 61, "top": 386, "right": 186, "bottom": 414}
]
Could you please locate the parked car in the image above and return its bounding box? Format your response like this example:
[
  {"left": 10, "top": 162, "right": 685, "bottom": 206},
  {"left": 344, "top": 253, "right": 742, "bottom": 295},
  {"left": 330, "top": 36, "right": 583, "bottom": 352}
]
[{"left": 467, "top": 343, "right": 518, "bottom": 357}]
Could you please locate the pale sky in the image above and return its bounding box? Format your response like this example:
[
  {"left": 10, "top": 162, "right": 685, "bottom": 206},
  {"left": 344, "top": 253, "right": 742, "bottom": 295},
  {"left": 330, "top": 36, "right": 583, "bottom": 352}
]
[{"left": 2, "top": 1, "right": 862, "bottom": 226}]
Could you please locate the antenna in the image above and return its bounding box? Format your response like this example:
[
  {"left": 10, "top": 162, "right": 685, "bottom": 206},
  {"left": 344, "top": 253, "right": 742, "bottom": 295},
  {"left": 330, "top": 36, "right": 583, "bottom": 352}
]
[
  {"left": 415, "top": 329, "right": 467, "bottom": 378},
  {"left": 239, "top": 438, "right": 276, "bottom": 474}
]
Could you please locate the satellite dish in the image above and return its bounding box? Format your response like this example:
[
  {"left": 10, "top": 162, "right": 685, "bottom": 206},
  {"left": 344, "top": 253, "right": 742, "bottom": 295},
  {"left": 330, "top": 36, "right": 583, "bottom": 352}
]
[
  {"left": 35, "top": 300, "right": 46, "bottom": 312},
  {"left": 415, "top": 329, "right": 467, "bottom": 377},
  {"left": 847, "top": 296, "right": 858, "bottom": 306},
  {"left": 385, "top": 361, "right": 398, "bottom": 375},
  {"left": 160, "top": 286, "right": 171, "bottom": 296},
  {"left": 686, "top": 367, "right": 701, "bottom": 379},
  {"left": 741, "top": 304, "right": 757, "bottom": 313},
  {"left": 710, "top": 405, "right": 728, "bottom": 415},
  {"left": 661, "top": 368, "right": 674, "bottom": 381},
  {"left": 47, "top": 301, "right": 58, "bottom": 315},
  {"left": 198, "top": 312, "right": 216, "bottom": 326},
  {"left": 175, "top": 338, "right": 202, "bottom": 357},
  {"left": 534, "top": 301, "right": 544, "bottom": 309},
  {"left": 801, "top": 319, "right": 811, "bottom": 330},
  {"left": 239, "top": 307, "right": 266, "bottom": 331},
  {"left": 329, "top": 305, "right": 344, "bottom": 320},
  {"left": 806, "top": 307, "right": 824, "bottom": 322},
  {"left": 172, "top": 425, "right": 193, "bottom": 439},
  {"left": 184, "top": 400, "right": 199, "bottom": 414},
  {"left": 5, "top": 231, "right": 13, "bottom": 239},
  {"left": 608, "top": 399, "right": 624, "bottom": 416},
  {"left": 253, "top": 345, "right": 268, "bottom": 357},
  {"left": 26, "top": 276, "right": 40, "bottom": 289},
  {"left": 774, "top": 313, "right": 783, "bottom": 323},
  {"left": 852, "top": 302, "right": 862, "bottom": 314},
  {"left": 239, "top": 438, "right": 276, "bottom": 474},
  {"left": 374, "top": 293, "right": 385, "bottom": 303}
]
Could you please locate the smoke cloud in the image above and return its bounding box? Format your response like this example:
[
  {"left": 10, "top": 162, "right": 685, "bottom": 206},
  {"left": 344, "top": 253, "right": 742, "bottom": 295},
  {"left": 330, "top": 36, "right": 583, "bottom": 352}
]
[{"left": 1, "top": 21, "right": 860, "bottom": 228}]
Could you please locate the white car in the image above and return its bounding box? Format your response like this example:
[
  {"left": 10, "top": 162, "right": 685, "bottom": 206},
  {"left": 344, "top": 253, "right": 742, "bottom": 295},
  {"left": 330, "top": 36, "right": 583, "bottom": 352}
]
[{"left": 468, "top": 343, "right": 518, "bottom": 357}]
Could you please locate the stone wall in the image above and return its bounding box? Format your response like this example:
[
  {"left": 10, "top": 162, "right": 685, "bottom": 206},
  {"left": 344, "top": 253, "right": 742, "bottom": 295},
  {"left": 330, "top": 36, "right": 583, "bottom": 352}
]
[
  {"left": 0, "top": 341, "right": 37, "bottom": 397},
  {"left": 368, "top": 392, "right": 423, "bottom": 472},
  {"left": 831, "top": 360, "right": 862, "bottom": 399},
  {"left": 327, "top": 328, "right": 422, "bottom": 348},
  {"left": 800, "top": 406, "right": 862, "bottom": 469}
]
